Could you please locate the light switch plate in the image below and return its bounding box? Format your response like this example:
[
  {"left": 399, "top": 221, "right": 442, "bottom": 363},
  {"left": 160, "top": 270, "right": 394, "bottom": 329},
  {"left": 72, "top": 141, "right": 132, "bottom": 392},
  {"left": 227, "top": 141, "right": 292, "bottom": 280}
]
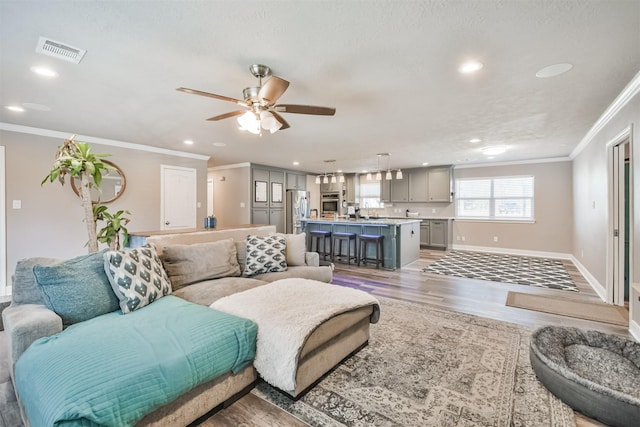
[{"left": 12, "top": 200, "right": 21, "bottom": 209}]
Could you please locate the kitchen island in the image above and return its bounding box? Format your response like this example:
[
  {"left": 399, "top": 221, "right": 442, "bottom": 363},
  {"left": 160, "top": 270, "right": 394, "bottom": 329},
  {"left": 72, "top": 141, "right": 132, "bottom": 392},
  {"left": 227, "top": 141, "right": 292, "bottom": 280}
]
[{"left": 302, "top": 218, "right": 422, "bottom": 270}]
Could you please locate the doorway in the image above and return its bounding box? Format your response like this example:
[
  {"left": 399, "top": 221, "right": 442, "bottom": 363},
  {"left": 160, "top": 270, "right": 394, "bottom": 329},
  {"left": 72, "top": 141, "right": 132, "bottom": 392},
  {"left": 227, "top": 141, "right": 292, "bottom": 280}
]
[
  {"left": 160, "top": 165, "right": 197, "bottom": 230},
  {"left": 607, "top": 127, "right": 633, "bottom": 306}
]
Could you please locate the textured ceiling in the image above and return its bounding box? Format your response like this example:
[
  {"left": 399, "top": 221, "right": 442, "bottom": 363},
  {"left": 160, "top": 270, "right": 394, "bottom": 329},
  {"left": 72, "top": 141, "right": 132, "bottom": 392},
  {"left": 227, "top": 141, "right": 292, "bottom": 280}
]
[{"left": 1, "top": 0, "right": 639, "bottom": 174}]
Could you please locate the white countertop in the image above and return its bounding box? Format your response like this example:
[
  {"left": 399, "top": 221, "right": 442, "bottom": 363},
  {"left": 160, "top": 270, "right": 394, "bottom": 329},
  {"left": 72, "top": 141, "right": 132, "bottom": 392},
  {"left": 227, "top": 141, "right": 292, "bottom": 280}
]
[{"left": 302, "top": 218, "right": 422, "bottom": 225}]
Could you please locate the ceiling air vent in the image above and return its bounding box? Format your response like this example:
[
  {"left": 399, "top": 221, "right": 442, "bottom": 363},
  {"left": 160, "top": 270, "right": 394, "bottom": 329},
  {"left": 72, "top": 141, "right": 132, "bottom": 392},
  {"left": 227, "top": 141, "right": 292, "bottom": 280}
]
[{"left": 35, "top": 37, "right": 86, "bottom": 64}]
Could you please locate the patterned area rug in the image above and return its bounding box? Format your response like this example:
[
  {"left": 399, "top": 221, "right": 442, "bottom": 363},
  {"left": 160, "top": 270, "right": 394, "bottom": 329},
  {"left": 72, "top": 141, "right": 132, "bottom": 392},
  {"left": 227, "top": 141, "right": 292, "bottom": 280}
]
[
  {"left": 252, "top": 297, "right": 575, "bottom": 427},
  {"left": 423, "top": 251, "right": 578, "bottom": 292}
]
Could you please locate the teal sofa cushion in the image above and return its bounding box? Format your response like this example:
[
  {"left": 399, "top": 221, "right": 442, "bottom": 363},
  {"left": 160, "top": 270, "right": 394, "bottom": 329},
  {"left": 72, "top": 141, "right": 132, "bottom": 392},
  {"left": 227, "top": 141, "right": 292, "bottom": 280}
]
[{"left": 33, "top": 251, "right": 119, "bottom": 327}]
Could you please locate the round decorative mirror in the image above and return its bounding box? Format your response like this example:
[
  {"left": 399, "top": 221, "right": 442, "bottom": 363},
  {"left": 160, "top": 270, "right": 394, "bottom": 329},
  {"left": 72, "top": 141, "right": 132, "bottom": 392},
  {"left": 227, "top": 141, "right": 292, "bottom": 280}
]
[{"left": 70, "top": 160, "right": 126, "bottom": 204}]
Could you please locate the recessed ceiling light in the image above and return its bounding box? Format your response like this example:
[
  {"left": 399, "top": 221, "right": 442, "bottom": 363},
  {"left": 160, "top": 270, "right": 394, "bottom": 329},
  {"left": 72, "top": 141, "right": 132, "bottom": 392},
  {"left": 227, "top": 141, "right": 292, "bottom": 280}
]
[
  {"left": 458, "top": 61, "right": 483, "bottom": 74},
  {"left": 5, "top": 105, "right": 25, "bottom": 112},
  {"left": 183, "top": 140, "right": 194, "bottom": 145},
  {"left": 481, "top": 145, "right": 507, "bottom": 156},
  {"left": 422, "top": 162, "right": 429, "bottom": 166},
  {"left": 469, "top": 138, "right": 481, "bottom": 143},
  {"left": 212, "top": 142, "right": 226, "bottom": 147},
  {"left": 30, "top": 66, "right": 58, "bottom": 78},
  {"left": 536, "top": 63, "right": 573, "bottom": 78},
  {"left": 293, "top": 161, "right": 300, "bottom": 166}
]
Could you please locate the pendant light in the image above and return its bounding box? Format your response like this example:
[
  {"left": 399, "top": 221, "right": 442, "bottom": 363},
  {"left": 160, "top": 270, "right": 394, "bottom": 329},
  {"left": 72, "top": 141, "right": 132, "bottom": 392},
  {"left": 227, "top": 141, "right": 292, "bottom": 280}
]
[{"left": 396, "top": 169, "right": 403, "bottom": 179}]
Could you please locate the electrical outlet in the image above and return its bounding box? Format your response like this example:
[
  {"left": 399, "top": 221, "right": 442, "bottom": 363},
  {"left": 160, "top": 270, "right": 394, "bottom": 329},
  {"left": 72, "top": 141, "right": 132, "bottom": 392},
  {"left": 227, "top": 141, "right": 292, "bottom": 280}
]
[
  {"left": 240, "top": 202, "right": 245, "bottom": 208},
  {"left": 461, "top": 236, "right": 465, "bottom": 241},
  {"left": 493, "top": 236, "right": 498, "bottom": 242},
  {"left": 12, "top": 200, "right": 21, "bottom": 209}
]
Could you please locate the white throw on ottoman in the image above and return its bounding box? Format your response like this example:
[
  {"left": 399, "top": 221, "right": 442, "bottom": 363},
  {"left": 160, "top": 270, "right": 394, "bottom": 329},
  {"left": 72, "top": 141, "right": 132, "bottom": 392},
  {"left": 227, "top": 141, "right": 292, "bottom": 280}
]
[{"left": 211, "top": 278, "right": 380, "bottom": 398}]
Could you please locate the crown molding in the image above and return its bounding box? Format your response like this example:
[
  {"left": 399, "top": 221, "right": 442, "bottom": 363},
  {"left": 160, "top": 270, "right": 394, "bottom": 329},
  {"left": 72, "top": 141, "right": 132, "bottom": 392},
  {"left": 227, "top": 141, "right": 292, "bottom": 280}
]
[
  {"left": 208, "top": 162, "right": 251, "bottom": 171},
  {"left": 570, "top": 70, "right": 640, "bottom": 159},
  {"left": 453, "top": 156, "right": 571, "bottom": 169},
  {"left": 0, "top": 123, "right": 210, "bottom": 161}
]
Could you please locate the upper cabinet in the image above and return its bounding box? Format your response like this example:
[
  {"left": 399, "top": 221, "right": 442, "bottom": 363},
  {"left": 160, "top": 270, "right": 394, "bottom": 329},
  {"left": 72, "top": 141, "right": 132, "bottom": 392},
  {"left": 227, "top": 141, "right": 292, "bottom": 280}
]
[
  {"left": 390, "top": 176, "right": 409, "bottom": 202},
  {"left": 320, "top": 181, "right": 342, "bottom": 193},
  {"left": 427, "top": 167, "right": 453, "bottom": 202},
  {"left": 377, "top": 165, "right": 452, "bottom": 204},
  {"left": 408, "top": 169, "right": 428, "bottom": 202},
  {"left": 286, "top": 172, "right": 306, "bottom": 190},
  {"left": 344, "top": 174, "right": 358, "bottom": 203}
]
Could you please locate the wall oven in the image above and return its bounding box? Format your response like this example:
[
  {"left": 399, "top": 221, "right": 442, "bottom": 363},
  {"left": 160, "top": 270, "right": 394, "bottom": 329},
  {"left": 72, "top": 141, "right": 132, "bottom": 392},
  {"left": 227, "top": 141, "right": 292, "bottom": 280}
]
[{"left": 321, "top": 192, "right": 341, "bottom": 217}]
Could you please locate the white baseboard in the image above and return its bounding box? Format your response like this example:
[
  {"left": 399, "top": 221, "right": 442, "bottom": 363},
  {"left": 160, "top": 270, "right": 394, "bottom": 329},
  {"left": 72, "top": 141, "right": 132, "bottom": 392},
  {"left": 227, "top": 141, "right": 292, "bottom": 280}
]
[
  {"left": 450, "top": 244, "right": 608, "bottom": 301},
  {"left": 450, "top": 244, "right": 572, "bottom": 260},
  {"left": 630, "top": 320, "right": 640, "bottom": 343},
  {"left": 569, "top": 255, "right": 607, "bottom": 302}
]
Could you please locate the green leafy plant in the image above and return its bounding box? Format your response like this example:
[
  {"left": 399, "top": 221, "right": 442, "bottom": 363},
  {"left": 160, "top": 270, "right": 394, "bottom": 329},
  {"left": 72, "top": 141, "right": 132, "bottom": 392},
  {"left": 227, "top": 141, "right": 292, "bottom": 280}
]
[
  {"left": 42, "top": 135, "right": 114, "bottom": 252},
  {"left": 94, "top": 205, "right": 131, "bottom": 250}
]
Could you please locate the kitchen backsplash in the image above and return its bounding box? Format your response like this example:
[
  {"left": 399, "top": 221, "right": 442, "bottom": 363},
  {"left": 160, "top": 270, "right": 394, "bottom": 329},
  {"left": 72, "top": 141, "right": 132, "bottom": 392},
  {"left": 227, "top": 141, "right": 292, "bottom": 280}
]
[{"left": 362, "top": 202, "right": 455, "bottom": 218}]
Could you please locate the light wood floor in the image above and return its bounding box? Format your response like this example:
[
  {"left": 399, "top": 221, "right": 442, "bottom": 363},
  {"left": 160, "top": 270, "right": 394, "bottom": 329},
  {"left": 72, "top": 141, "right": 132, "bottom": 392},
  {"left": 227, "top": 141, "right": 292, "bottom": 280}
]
[{"left": 208, "top": 249, "right": 626, "bottom": 426}]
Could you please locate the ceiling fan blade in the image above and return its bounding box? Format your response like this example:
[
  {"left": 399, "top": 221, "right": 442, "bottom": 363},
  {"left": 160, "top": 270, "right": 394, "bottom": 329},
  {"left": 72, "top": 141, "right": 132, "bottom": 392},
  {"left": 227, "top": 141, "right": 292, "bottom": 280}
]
[
  {"left": 177, "top": 87, "right": 248, "bottom": 107},
  {"left": 273, "top": 104, "right": 336, "bottom": 116},
  {"left": 206, "top": 110, "right": 247, "bottom": 121},
  {"left": 258, "top": 76, "right": 290, "bottom": 105},
  {"left": 271, "top": 111, "right": 290, "bottom": 130}
]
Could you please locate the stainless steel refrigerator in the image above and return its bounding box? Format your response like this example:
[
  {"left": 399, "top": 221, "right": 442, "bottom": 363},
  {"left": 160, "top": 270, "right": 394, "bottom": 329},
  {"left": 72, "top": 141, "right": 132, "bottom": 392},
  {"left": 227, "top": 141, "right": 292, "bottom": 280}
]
[{"left": 286, "top": 190, "right": 310, "bottom": 234}]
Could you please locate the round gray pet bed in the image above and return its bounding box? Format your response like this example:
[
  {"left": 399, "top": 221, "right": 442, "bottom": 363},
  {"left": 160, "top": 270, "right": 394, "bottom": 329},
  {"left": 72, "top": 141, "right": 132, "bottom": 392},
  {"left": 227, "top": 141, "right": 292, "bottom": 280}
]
[{"left": 530, "top": 326, "right": 640, "bottom": 427}]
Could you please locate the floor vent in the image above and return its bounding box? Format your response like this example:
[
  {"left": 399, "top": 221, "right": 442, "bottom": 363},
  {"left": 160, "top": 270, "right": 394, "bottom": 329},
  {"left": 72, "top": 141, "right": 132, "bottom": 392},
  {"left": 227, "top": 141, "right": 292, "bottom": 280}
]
[{"left": 35, "top": 37, "right": 86, "bottom": 64}]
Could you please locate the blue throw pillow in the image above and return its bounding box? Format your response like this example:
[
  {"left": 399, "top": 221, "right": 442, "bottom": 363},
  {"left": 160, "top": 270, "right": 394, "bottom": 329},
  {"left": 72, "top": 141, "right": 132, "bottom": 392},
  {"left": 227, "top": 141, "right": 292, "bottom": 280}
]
[{"left": 33, "top": 251, "right": 120, "bottom": 327}]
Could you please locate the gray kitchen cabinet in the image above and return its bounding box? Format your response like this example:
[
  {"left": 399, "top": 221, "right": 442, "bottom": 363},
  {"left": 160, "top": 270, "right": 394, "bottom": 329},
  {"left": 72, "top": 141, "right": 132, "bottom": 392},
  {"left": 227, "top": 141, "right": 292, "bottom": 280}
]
[
  {"left": 270, "top": 208, "right": 285, "bottom": 233},
  {"left": 286, "top": 172, "right": 306, "bottom": 190},
  {"left": 428, "top": 220, "right": 447, "bottom": 248},
  {"left": 252, "top": 168, "right": 270, "bottom": 209},
  {"left": 420, "top": 222, "right": 430, "bottom": 246},
  {"left": 320, "top": 180, "right": 342, "bottom": 193},
  {"left": 391, "top": 176, "right": 409, "bottom": 202},
  {"left": 380, "top": 179, "right": 391, "bottom": 203},
  {"left": 427, "top": 167, "right": 452, "bottom": 202},
  {"left": 269, "top": 170, "right": 285, "bottom": 208},
  {"left": 345, "top": 174, "right": 357, "bottom": 203},
  {"left": 408, "top": 169, "right": 428, "bottom": 202},
  {"left": 252, "top": 208, "right": 269, "bottom": 225}
]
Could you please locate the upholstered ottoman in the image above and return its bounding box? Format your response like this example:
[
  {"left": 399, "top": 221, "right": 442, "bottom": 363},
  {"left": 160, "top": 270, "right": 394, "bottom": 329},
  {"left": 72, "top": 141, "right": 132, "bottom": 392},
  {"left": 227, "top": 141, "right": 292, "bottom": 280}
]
[
  {"left": 211, "top": 278, "right": 380, "bottom": 398},
  {"left": 530, "top": 326, "right": 640, "bottom": 427}
]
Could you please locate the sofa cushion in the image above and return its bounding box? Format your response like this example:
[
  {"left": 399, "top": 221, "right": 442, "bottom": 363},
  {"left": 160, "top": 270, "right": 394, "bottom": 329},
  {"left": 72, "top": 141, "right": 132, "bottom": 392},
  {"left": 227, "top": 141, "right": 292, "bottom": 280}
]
[
  {"left": 251, "top": 266, "right": 333, "bottom": 283},
  {"left": 173, "top": 277, "right": 268, "bottom": 307},
  {"left": 243, "top": 235, "right": 287, "bottom": 276},
  {"left": 161, "top": 239, "right": 241, "bottom": 291},
  {"left": 12, "top": 257, "right": 61, "bottom": 305},
  {"left": 103, "top": 244, "right": 172, "bottom": 314},
  {"left": 33, "top": 251, "right": 120, "bottom": 327},
  {"left": 273, "top": 233, "right": 307, "bottom": 266}
]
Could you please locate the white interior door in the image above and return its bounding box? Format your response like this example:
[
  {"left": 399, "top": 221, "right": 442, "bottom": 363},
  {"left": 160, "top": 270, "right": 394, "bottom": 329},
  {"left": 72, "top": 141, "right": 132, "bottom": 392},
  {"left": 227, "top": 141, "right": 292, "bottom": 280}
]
[{"left": 161, "top": 165, "right": 197, "bottom": 230}]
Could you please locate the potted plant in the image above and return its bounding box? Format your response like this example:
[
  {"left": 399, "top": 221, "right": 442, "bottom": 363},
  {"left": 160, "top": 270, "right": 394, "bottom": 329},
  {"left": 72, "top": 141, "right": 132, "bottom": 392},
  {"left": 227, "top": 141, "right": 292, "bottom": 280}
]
[
  {"left": 94, "top": 205, "right": 131, "bottom": 250},
  {"left": 42, "top": 135, "right": 113, "bottom": 253},
  {"left": 204, "top": 213, "right": 217, "bottom": 229}
]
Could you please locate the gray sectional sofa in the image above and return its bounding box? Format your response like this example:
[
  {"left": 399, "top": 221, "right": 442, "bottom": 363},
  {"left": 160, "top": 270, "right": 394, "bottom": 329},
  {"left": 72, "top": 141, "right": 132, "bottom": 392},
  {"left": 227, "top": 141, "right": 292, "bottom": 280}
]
[{"left": 2, "top": 229, "right": 376, "bottom": 426}]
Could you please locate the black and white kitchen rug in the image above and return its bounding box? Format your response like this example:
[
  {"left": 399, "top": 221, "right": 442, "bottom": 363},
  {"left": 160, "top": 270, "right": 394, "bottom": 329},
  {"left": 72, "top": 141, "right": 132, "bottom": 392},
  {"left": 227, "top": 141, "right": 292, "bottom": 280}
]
[{"left": 423, "top": 250, "right": 578, "bottom": 292}]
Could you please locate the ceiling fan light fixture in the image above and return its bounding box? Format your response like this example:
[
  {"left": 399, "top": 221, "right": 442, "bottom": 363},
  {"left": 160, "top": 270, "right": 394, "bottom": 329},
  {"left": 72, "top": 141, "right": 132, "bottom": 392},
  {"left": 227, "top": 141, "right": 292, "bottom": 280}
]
[{"left": 237, "top": 111, "right": 260, "bottom": 134}]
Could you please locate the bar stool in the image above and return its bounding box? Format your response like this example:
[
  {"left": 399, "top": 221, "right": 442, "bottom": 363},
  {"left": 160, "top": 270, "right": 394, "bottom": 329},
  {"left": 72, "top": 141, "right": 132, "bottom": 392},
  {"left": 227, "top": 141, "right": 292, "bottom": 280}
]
[
  {"left": 358, "top": 234, "right": 384, "bottom": 269},
  {"left": 309, "top": 230, "right": 332, "bottom": 261},
  {"left": 332, "top": 232, "right": 357, "bottom": 265}
]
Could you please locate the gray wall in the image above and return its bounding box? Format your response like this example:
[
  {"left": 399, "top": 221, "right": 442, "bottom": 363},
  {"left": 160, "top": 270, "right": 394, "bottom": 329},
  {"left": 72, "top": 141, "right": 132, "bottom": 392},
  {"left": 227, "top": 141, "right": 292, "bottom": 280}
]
[
  {"left": 573, "top": 92, "right": 640, "bottom": 286},
  {"left": 452, "top": 161, "right": 574, "bottom": 254},
  {"left": 1, "top": 130, "right": 208, "bottom": 285},
  {"left": 207, "top": 165, "right": 251, "bottom": 226}
]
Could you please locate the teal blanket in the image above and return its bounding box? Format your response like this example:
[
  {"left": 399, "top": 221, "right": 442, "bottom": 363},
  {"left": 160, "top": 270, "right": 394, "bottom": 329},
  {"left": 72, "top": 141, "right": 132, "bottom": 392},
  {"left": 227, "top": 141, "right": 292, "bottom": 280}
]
[{"left": 15, "top": 296, "right": 257, "bottom": 427}]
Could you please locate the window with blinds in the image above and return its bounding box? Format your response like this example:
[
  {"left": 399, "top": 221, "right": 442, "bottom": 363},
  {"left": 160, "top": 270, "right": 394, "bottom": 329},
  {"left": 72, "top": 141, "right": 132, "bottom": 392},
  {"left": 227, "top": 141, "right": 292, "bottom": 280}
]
[
  {"left": 455, "top": 176, "right": 534, "bottom": 220},
  {"left": 358, "top": 180, "right": 384, "bottom": 208}
]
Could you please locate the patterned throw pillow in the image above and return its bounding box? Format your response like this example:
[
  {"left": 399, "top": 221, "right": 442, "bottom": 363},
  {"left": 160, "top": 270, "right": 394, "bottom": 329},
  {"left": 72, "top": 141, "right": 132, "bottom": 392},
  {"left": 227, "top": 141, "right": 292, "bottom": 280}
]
[
  {"left": 103, "top": 244, "right": 172, "bottom": 314},
  {"left": 243, "top": 235, "right": 287, "bottom": 276}
]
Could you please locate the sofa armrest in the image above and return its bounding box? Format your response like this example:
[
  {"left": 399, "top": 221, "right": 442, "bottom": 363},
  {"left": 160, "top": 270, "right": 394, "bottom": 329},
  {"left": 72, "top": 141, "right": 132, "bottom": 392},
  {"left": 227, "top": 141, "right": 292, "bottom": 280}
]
[
  {"left": 2, "top": 304, "right": 62, "bottom": 384},
  {"left": 304, "top": 252, "right": 320, "bottom": 267}
]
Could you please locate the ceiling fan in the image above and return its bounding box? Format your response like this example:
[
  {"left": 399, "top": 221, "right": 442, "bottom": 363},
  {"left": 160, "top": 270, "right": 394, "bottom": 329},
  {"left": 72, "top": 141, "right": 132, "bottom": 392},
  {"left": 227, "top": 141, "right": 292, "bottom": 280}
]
[{"left": 177, "top": 64, "right": 336, "bottom": 134}]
